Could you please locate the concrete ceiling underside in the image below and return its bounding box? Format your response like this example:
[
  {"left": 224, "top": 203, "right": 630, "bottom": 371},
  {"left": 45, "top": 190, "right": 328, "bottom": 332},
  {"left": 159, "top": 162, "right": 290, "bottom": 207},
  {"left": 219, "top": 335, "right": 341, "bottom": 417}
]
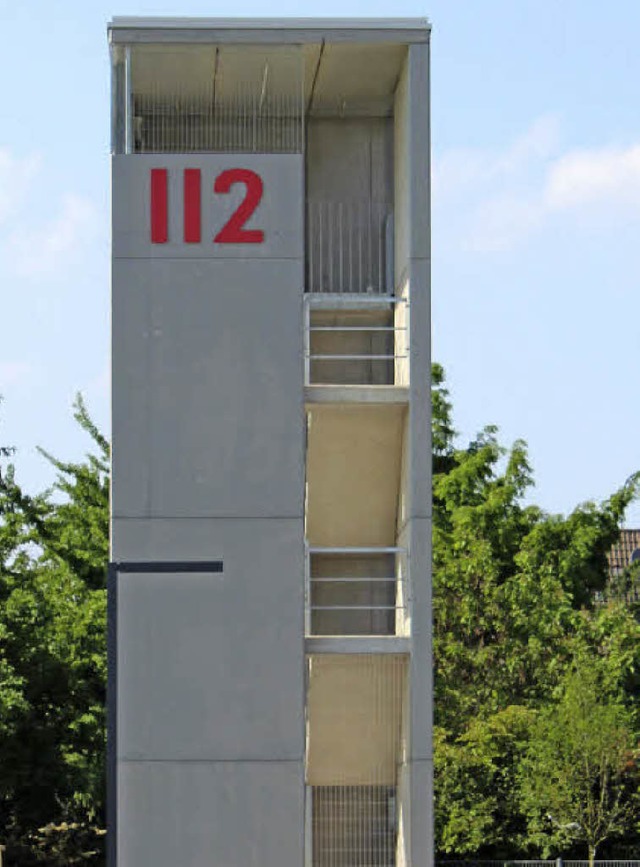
[
  {"left": 129, "top": 42, "right": 406, "bottom": 115},
  {"left": 305, "top": 404, "right": 406, "bottom": 548}
]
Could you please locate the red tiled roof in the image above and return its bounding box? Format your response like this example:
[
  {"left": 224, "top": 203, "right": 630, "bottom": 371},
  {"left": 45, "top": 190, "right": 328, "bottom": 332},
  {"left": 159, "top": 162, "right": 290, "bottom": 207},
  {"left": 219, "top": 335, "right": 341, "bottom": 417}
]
[{"left": 608, "top": 529, "right": 640, "bottom": 576}]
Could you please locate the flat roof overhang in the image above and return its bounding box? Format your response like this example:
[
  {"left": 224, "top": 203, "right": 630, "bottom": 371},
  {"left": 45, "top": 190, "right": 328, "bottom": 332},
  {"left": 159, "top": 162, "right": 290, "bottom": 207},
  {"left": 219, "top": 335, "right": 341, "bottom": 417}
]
[{"left": 108, "top": 17, "right": 430, "bottom": 45}]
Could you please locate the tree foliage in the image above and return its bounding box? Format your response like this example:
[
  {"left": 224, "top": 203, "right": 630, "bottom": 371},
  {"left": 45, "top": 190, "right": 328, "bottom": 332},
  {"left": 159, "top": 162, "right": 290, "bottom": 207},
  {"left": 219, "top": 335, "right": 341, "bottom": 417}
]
[
  {"left": 519, "top": 658, "right": 639, "bottom": 866},
  {"left": 0, "top": 396, "right": 108, "bottom": 865},
  {"left": 431, "top": 365, "right": 640, "bottom": 859}
]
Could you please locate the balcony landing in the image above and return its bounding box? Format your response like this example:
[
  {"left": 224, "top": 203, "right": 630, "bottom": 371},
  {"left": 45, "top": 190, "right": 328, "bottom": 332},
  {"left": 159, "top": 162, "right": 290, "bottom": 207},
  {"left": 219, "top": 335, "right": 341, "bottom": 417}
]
[
  {"left": 305, "top": 384, "right": 409, "bottom": 405},
  {"left": 306, "top": 636, "right": 410, "bottom": 654}
]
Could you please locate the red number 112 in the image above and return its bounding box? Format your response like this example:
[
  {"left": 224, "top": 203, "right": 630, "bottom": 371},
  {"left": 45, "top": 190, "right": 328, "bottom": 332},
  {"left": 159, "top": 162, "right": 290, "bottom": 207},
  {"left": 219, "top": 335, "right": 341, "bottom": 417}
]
[{"left": 150, "top": 167, "right": 265, "bottom": 245}]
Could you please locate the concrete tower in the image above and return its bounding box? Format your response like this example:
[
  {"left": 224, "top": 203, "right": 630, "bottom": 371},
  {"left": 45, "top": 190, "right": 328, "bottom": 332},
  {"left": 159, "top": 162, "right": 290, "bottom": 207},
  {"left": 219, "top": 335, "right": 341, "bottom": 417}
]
[{"left": 108, "top": 18, "right": 431, "bottom": 867}]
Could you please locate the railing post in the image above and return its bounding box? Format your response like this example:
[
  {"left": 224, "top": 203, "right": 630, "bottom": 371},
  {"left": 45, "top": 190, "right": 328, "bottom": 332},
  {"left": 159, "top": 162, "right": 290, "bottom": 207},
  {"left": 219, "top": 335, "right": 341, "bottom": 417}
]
[
  {"left": 303, "top": 298, "right": 311, "bottom": 386},
  {"left": 304, "top": 541, "right": 311, "bottom": 636}
]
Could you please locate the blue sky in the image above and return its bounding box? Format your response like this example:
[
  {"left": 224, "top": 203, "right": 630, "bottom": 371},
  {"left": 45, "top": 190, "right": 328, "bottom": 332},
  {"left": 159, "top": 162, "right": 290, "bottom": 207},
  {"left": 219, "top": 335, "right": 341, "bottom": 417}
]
[{"left": 1, "top": 0, "right": 639, "bottom": 525}]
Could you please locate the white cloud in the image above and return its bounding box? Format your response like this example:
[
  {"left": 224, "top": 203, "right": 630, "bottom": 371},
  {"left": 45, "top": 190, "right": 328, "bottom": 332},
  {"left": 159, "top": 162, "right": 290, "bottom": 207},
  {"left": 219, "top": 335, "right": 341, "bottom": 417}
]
[
  {"left": 468, "top": 194, "right": 546, "bottom": 254},
  {"left": 0, "top": 145, "right": 99, "bottom": 280},
  {"left": 0, "top": 148, "right": 41, "bottom": 225},
  {"left": 546, "top": 144, "right": 640, "bottom": 209},
  {"left": 435, "top": 120, "right": 640, "bottom": 253},
  {"left": 433, "top": 115, "right": 560, "bottom": 203},
  {"left": 6, "top": 193, "right": 98, "bottom": 277}
]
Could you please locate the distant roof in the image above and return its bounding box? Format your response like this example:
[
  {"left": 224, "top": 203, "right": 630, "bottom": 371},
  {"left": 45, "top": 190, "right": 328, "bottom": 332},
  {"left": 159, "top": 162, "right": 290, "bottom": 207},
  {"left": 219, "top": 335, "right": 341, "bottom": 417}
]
[
  {"left": 608, "top": 529, "right": 640, "bottom": 575},
  {"left": 108, "top": 17, "right": 431, "bottom": 45}
]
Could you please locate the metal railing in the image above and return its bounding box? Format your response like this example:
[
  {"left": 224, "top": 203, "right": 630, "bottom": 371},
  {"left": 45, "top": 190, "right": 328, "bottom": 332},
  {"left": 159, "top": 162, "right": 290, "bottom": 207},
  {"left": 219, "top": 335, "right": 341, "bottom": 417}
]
[
  {"left": 304, "top": 297, "right": 409, "bottom": 387},
  {"left": 305, "top": 546, "right": 410, "bottom": 637},
  {"left": 306, "top": 201, "right": 393, "bottom": 294},
  {"left": 437, "top": 861, "right": 640, "bottom": 867},
  {"left": 111, "top": 43, "right": 305, "bottom": 154},
  {"left": 132, "top": 88, "right": 304, "bottom": 153}
]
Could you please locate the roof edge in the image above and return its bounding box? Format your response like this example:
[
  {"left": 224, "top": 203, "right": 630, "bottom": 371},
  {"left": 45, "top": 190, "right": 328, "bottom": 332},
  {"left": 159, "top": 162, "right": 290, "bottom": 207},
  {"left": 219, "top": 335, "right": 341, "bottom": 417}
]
[{"left": 107, "top": 17, "right": 431, "bottom": 45}]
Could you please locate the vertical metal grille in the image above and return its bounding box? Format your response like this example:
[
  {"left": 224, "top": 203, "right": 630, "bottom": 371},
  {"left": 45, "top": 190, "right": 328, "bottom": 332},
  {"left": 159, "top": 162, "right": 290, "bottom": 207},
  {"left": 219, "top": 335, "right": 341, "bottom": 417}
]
[
  {"left": 132, "top": 87, "right": 304, "bottom": 153},
  {"left": 307, "top": 202, "right": 393, "bottom": 294},
  {"left": 306, "top": 655, "right": 408, "bottom": 867},
  {"left": 312, "top": 786, "right": 397, "bottom": 867}
]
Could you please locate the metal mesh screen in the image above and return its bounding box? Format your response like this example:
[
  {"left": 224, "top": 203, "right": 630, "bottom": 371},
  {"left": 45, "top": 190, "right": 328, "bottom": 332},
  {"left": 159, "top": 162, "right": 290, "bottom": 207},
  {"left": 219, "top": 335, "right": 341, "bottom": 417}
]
[
  {"left": 306, "top": 654, "right": 408, "bottom": 867},
  {"left": 312, "top": 785, "right": 397, "bottom": 867},
  {"left": 132, "top": 88, "right": 303, "bottom": 153}
]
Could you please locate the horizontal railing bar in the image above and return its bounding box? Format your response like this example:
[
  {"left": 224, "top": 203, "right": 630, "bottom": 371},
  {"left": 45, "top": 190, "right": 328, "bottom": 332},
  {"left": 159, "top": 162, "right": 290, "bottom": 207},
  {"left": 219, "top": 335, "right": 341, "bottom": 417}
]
[
  {"left": 309, "top": 546, "right": 406, "bottom": 553},
  {"left": 306, "top": 294, "right": 407, "bottom": 304},
  {"left": 311, "top": 605, "right": 403, "bottom": 610},
  {"left": 311, "top": 577, "right": 398, "bottom": 583},
  {"left": 309, "top": 326, "right": 407, "bottom": 332},
  {"left": 308, "top": 354, "right": 407, "bottom": 360}
]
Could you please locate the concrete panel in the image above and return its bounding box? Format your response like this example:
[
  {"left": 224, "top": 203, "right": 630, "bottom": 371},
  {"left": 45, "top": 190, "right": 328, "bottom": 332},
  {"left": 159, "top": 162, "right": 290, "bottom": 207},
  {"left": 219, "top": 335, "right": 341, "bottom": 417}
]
[
  {"left": 306, "top": 654, "right": 407, "bottom": 785},
  {"left": 393, "top": 46, "right": 430, "bottom": 277},
  {"left": 115, "top": 519, "right": 304, "bottom": 760},
  {"left": 407, "top": 44, "right": 430, "bottom": 261},
  {"left": 409, "top": 759, "right": 434, "bottom": 867},
  {"left": 396, "top": 756, "right": 410, "bottom": 867},
  {"left": 407, "top": 517, "right": 432, "bottom": 761},
  {"left": 110, "top": 275, "right": 151, "bottom": 518},
  {"left": 306, "top": 118, "right": 393, "bottom": 204},
  {"left": 396, "top": 411, "right": 410, "bottom": 535},
  {"left": 309, "top": 43, "right": 406, "bottom": 114},
  {"left": 306, "top": 404, "right": 405, "bottom": 547},
  {"left": 408, "top": 259, "right": 431, "bottom": 519},
  {"left": 113, "top": 153, "right": 303, "bottom": 259},
  {"left": 112, "top": 258, "right": 303, "bottom": 518},
  {"left": 111, "top": 515, "right": 300, "bottom": 559},
  {"left": 131, "top": 44, "right": 302, "bottom": 102},
  {"left": 393, "top": 58, "right": 410, "bottom": 280},
  {"left": 117, "top": 760, "right": 303, "bottom": 867}
]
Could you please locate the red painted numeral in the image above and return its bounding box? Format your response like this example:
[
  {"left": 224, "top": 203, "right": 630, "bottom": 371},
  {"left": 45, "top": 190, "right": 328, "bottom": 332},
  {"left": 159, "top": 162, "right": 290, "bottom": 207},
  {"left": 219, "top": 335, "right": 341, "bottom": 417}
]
[
  {"left": 150, "top": 167, "right": 265, "bottom": 245},
  {"left": 183, "top": 169, "right": 201, "bottom": 243},
  {"left": 214, "top": 169, "right": 264, "bottom": 244},
  {"left": 150, "top": 169, "right": 168, "bottom": 244}
]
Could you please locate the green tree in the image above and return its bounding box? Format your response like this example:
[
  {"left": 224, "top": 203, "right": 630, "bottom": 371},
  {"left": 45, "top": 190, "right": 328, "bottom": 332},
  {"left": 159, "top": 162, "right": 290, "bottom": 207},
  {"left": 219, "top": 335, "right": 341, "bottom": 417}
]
[
  {"left": 431, "top": 366, "right": 640, "bottom": 858},
  {"left": 435, "top": 705, "right": 534, "bottom": 855},
  {"left": 0, "top": 396, "right": 108, "bottom": 865},
  {"left": 519, "top": 658, "right": 639, "bottom": 867}
]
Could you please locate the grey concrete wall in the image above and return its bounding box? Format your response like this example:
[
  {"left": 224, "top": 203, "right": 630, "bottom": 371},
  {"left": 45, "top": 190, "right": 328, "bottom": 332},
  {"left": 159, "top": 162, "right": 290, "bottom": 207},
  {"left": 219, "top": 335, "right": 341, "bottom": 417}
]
[
  {"left": 111, "top": 153, "right": 305, "bottom": 867},
  {"left": 394, "top": 41, "right": 433, "bottom": 867},
  {"left": 111, "top": 259, "right": 303, "bottom": 518},
  {"left": 118, "top": 761, "right": 303, "bottom": 867},
  {"left": 306, "top": 118, "right": 393, "bottom": 204},
  {"left": 115, "top": 520, "right": 304, "bottom": 761}
]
